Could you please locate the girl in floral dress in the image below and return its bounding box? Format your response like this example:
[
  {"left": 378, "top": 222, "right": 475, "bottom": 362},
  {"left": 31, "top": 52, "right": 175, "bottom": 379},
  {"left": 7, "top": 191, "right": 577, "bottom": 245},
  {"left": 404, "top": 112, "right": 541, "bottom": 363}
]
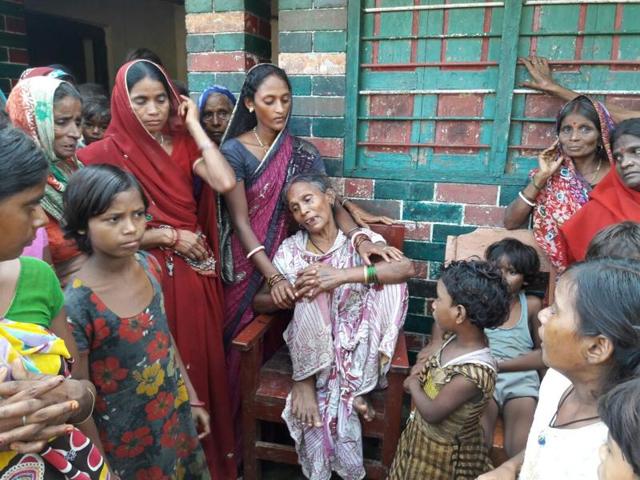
[{"left": 63, "top": 165, "right": 210, "bottom": 478}]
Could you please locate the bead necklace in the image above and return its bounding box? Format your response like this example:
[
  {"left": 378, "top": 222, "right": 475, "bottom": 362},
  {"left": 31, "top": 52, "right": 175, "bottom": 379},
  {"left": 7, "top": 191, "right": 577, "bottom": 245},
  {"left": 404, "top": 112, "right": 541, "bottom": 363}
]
[{"left": 537, "top": 386, "right": 600, "bottom": 446}]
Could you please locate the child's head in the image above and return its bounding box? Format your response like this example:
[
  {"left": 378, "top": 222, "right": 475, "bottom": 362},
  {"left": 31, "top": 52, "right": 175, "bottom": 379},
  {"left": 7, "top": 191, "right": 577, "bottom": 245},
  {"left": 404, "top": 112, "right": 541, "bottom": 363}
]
[
  {"left": 81, "top": 96, "right": 111, "bottom": 145},
  {"left": 586, "top": 222, "right": 640, "bottom": 261},
  {"left": 435, "top": 260, "right": 510, "bottom": 332},
  {"left": 485, "top": 238, "right": 540, "bottom": 295},
  {"left": 64, "top": 164, "right": 148, "bottom": 255},
  {"left": 598, "top": 378, "right": 640, "bottom": 480}
]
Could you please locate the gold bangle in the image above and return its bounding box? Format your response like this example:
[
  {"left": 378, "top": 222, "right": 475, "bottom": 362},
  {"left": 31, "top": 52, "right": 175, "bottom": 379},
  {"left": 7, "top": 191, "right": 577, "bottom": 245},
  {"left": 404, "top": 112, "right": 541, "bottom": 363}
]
[{"left": 74, "top": 387, "right": 96, "bottom": 425}]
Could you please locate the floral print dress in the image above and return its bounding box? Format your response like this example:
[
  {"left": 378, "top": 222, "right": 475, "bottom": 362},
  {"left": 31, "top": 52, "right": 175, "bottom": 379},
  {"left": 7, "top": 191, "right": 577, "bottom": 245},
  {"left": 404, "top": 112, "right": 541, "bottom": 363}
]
[{"left": 65, "top": 252, "right": 210, "bottom": 479}]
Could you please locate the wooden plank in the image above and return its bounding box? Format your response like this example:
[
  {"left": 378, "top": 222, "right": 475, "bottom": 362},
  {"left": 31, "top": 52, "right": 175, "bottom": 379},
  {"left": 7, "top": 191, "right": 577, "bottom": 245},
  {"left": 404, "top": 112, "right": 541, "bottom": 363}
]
[{"left": 488, "top": 0, "right": 523, "bottom": 176}]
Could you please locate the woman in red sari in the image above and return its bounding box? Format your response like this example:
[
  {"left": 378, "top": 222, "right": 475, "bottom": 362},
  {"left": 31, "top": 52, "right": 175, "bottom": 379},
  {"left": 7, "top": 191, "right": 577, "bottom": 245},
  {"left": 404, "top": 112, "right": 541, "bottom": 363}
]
[
  {"left": 77, "top": 60, "right": 237, "bottom": 479},
  {"left": 559, "top": 118, "right": 640, "bottom": 266}
]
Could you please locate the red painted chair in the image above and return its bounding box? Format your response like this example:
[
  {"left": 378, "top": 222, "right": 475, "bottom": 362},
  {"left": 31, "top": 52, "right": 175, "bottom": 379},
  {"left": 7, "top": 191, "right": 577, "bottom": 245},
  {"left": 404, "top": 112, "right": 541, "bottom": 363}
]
[{"left": 232, "top": 224, "right": 410, "bottom": 479}]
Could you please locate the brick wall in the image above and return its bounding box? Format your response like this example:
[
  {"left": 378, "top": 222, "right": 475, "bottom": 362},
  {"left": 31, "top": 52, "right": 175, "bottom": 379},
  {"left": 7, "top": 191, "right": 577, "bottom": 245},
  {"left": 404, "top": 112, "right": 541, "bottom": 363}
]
[
  {"left": 186, "top": 0, "right": 523, "bottom": 339},
  {"left": 186, "top": 0, "right": 271, "bottom": 97},
  {"left": 0, "top": 0, "right": 27, "bottom": 95}
]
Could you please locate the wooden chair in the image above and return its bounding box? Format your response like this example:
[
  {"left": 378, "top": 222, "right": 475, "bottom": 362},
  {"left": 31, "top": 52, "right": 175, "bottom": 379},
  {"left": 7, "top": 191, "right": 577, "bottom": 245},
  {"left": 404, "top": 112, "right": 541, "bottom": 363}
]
[
  {"left": 232, "top": 224, "right": 410, "bottom": 479},
  {"left": 445, "top": 227, "right": 555, "bottom": 465}
]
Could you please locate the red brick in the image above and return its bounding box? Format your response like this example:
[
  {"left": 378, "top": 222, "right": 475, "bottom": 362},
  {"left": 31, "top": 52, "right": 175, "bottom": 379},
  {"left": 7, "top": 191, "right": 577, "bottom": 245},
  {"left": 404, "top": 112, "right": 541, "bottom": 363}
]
[
  {"left": 521, "top": 121, "right": 555, "bottom": 149},
  {"left": 344, "top": 178, "right": 374, "bottom": 199},
  {"left": 302, "top": 137, "right": 343, "bottom": 158},
  {"left": 5, "top": 16, "right": 24, "bottom": 34},
  {"left": 437, "top": 94, "right": 482, "bottom": 116},
  {"left": 244, "top": 13, "right": 259, "bottom": 35},
  {"left": 412, "top": 260, "right": 428, "bottom": 278},
  {"left": 368, "top": 95, "right": 413, "bottom": 153},
  {"left": 606, "top": 95, "right": 640, "bottom": 111},
  {"left": 187, "top": 52, "right": 247, "bottom": 72},
  {"left": 463, "top": 205, "right": 505, "bottom": 227},
  {"left": 8, "top": 48, "right": 27, "bottom": 64},
  {"left": 436, "top": 183, "right": 498, "bottom": 205},
  {"left": 403, "top": 222, "right": 431, "bottom": 241},
  {"left": 434, "top": 120, "right": 481, "bottom": 154},
  {"left": 524, "top": 94, "right": 565, "bottom": 118}
]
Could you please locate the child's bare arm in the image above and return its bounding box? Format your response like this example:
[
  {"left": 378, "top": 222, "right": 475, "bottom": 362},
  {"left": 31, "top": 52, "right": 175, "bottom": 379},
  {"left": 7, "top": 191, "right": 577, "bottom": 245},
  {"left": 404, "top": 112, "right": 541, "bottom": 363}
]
[
  {"left": 49, "top": 308, "right": 79, "bottom": 367},
  {"left": 405, "top": 374, "right": 482, "bottom": 424},
  {"left": 498, "top": 350, "right": 544, "bottom": 372}
]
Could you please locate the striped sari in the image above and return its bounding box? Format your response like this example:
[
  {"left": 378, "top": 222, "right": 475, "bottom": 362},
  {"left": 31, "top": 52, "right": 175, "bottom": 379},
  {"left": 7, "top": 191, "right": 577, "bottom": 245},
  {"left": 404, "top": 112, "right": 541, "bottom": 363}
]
[{"left": 273, "top": 229, "right": 408, "bottom": 480}]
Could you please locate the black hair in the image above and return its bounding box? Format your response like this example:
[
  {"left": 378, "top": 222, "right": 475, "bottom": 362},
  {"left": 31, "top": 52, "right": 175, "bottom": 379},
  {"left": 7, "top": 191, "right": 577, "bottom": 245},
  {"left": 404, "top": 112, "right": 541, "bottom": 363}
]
[
  {"left": 282, "top": 171, "right": 331, "bottom": 203},
  {"left": 82, "top": 96, "right": 111, "bottom": 123},
  {"left": 586, "top": 222, "right": 640, "bottom": 261},
  {"left": 598, "top": 378, "right": 640, "bottom": 476},
  {"left": 564, "top": 258, "right": 640, "bottom": 391},
  {"left": 557, "top": 95, "right": 601, "bottom": 135},
  {"left": 557, "top": 96, "right": 607, "bottom": 161},
  {"left": 124, "top": 48, "right": 164, "bottom": 68},
  {"left": 125, "top": 60, "right": 172, "bottom": 97},
  {"left": 224, "top": 64, "right": 292, "bottom": 141},
  {"left": 241, "top": 64, "right": 291, "bottom": 103},
  {"left": 0, "top": 126, "right": 48, "bottom": 201},
  {"left": 611, "top": 118, "right": 640, "bottom": 147},
  {"left": 439, "top": 260, "right": 510, "bottom": 329},
  {"left": 77, "top": 83, "right": 108, "bottom": 101},
  {"left": 53, "top": 82, "right": 82, "bottom": 105},
  {"left": 63, "top": 164, "right": 148, "bottom": 254},
  {"left": 485, "top": 238, "right": 540, "bottom": 285}
]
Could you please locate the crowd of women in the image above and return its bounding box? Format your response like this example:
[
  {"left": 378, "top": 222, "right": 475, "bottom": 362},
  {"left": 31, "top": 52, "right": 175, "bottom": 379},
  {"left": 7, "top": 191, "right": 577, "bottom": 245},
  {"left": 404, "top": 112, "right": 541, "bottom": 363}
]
[{"left": 0, "top": 49, "right": 638, "bottom": 480}]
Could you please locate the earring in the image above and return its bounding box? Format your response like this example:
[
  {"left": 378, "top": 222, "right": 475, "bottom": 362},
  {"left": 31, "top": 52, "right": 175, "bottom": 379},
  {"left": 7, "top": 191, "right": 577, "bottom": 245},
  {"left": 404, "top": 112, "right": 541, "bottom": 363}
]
[{"left": 248, "top": 107, "right": 254, "bottom": 113}]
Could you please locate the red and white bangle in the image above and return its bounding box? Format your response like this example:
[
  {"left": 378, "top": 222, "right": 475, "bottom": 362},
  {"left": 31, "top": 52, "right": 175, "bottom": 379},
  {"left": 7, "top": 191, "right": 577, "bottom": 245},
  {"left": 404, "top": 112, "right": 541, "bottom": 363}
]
[
  {"left": 190, "top": 400, "right": 206, "bottom": 408},
  {"left": 351, "top": 231, "right": 371, "bottom": 249}
]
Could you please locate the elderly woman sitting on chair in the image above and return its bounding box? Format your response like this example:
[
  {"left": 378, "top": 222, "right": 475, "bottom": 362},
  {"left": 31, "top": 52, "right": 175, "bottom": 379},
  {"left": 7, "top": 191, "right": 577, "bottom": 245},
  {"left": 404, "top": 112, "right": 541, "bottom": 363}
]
[{"left": 254, "top": 172, "right": 413, "bottom": 480}]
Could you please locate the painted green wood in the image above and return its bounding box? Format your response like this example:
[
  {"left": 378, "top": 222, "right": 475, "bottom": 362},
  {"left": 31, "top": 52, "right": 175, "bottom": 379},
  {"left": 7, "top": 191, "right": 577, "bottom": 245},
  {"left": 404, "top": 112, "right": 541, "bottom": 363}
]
[
  {"left": 487, "top": 0, "right": 522, "bottom": 176},
  {"left": 342, "top": 0, "right": 362, "bottom": 175}
]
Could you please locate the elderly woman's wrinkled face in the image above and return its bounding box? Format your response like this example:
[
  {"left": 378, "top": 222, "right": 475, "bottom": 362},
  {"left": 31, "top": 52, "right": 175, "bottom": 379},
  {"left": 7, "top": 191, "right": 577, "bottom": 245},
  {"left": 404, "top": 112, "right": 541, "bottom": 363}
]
[
  {"left": 558, "top": 112, "right": 600, "bottom": 160},
  {"left": 53, "top": 95, "right": 82, "bottom": 159},
  {"left": 613, "top": 134, "right": 640, "bottom": 192},
  {"left": 287, "top": 182, "right": 336, "bottom": 234},
  {"left": 201, "top": 94, "right": 233, "bottom": 145}
]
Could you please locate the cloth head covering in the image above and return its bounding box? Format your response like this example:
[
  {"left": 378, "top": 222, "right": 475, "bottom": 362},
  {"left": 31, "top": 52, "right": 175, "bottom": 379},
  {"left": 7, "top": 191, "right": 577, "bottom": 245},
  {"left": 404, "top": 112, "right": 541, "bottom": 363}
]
[
  {"left": 6, "top": 76, "right": 83, "bottom": 221},
  {"left": 197, "top": 85, "right": 236, "bottom": 112},
  {"left": 559, "top": 166, "right": 640, "bottom": 265},
  {"left": 531, "top": 96, "right": 614, "bottom": 271},
  {"left": 20, "top": 66, "right": 72, "bottom": 81}
]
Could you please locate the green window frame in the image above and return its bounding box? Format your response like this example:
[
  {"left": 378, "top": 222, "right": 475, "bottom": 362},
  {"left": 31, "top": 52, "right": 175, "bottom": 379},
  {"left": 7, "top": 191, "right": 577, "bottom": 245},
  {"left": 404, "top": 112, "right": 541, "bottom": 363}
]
[{"left": 344, "top": 0, "right": 640, "bottom": 185}]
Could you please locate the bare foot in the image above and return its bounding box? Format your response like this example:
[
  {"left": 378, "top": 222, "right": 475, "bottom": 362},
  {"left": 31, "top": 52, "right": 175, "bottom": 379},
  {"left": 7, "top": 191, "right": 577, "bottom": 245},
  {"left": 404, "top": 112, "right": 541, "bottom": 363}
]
[
  {"left": 353, "top": 395, "right": 376, "bottom": 422},
  {"left": 291, "top": 376, "right": 321, "bottom": 428}
]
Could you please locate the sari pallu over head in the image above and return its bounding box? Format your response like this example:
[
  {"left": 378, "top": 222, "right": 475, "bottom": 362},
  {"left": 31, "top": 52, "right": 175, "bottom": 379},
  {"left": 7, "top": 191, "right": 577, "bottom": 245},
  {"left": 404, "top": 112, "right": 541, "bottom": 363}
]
[
  {"left": 6, "top": 76, "right": 84, "bottom": 222},
  {"left": 559, "top": 168, "right": 640, "bottom": 265},
  {"left": 219, "top": 63, "right": 320, "bottom": 344},
  {"left": 531, "top": 96, "right": 614, "bottom": 271},
  {"left": 78, "top": 60, "right": 219, "bottom": 275}
]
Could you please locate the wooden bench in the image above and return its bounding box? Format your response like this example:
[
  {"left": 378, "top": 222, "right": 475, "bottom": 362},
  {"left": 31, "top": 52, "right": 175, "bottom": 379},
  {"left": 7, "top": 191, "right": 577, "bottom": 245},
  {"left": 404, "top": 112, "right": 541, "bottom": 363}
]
[{"left": 232, "top": 224, "right": 410, "bottom": 479}]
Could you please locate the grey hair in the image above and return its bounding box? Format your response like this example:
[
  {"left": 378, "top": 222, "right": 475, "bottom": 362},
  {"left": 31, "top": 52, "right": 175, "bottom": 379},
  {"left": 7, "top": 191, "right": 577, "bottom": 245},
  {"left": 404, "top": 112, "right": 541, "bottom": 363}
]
[{"left": 281, "top": 171, "right": 332, "bottom": 203}]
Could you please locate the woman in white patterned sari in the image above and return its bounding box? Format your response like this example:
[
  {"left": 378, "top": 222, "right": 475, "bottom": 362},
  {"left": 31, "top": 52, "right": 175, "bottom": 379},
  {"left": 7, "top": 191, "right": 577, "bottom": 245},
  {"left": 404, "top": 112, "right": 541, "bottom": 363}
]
[{"left": 253, "top": 172, "right": 413, "bottom": 480}]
